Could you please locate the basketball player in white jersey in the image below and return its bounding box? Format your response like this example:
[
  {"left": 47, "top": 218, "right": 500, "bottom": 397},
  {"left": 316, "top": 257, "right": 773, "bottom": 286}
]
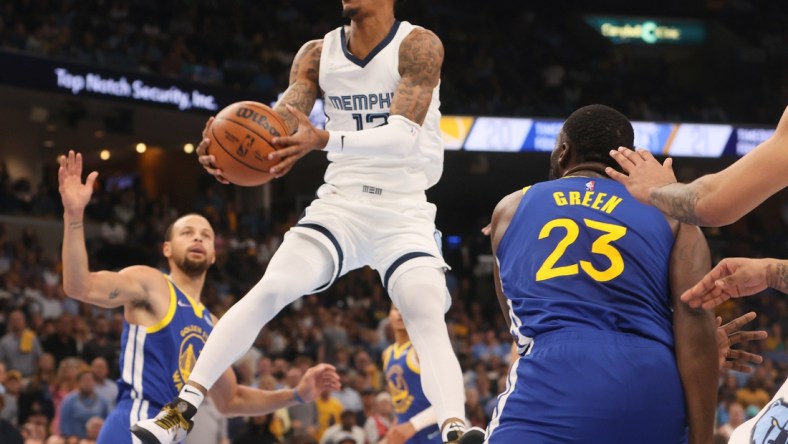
[
  {"left": 133, "top": 1, "right": 468, "bottom": 443},
  {"left": 605, "top": 108, "right": 788, "bottom": 443},
  {"left": 57, "top": 151, "right": 340, "bottom": 444}
]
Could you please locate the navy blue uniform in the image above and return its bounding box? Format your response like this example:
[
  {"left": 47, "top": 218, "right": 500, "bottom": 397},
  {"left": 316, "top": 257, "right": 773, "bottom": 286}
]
[
  {"left": 488, "top": 178, "right": 686, "bottom": 444},
  {"left": 98, "top": 276, "right": 214, "bottom": 444},
  {"left": 384, "top": 341, "right": 442, "bottom": 444}
]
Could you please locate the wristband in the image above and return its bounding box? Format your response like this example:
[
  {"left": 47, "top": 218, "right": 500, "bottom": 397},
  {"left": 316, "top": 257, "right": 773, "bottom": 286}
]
[{"left": 293, "top": 387, "right": 305, "bottom": 404}]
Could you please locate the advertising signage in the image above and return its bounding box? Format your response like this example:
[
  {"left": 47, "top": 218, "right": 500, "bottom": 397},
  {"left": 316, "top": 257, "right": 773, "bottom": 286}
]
[
  {"left": 584, "top": 16, "right": 706, "bottom": 45},
  {"left": 0, "top": 51, "right": 254, "bottom": 113}
]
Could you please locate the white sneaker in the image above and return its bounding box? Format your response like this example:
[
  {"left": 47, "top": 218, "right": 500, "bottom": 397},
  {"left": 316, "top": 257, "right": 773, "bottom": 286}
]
[
  {"left": 130, "top": 400, "right": 195, "bottom": 444},
  {"left": 442, "top": 421, "right": 467, "bottom": 444}
]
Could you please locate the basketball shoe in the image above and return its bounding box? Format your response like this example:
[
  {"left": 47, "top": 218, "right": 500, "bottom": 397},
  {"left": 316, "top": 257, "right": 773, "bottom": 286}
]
[{"left": 130, "top": 399, "right": 195, "bottom": 444}]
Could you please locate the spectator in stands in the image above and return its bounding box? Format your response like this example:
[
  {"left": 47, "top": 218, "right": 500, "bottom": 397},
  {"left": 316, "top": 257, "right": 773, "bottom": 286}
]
[
  {"left": 717, "top": 401, "right": 745, "bottom": 440},
  {"left": 315, "top": 389, "right": 343, "bottom": 441},
  {"left": 80, "top": 318, "right": 117, "bottom": 378},
  {"left": 363, "top": 392, "right": 393, "bottom": 443},
  {"left": 88, "top": 358, "right": 116, "bottom": 409},
  {"left": 42, "top": 314, "right": 77, "bottom": 365},
  {"left": 286, "top": 367, "right": 318, "bottom": 439},
  {"left": 319, "top": 410, "right": 365, "bottom": 444},
  {"left": 0, "top": 369, "right": 21, "bottom": 424},
  {"left": 0, "top": 310, "right": 42, "bottom": 377},
  {"left": 232, "top": 413, "right": 279, "bottom": 444},
  {"left": 58, "top": 369, "right": 108, "bottom": 438},
  {"left": 84, "top": 416, "right": 104, "bottom": 442},
  {"left": 0, "top": 394, "right": 23, "bottom": 444},
  {"left": 331, "top": 370, "right": 362, "bottom": 414}
]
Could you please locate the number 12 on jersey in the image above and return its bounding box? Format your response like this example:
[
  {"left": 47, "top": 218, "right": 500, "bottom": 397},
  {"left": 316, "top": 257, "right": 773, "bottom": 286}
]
[
  {"left": 535, "top": 218, "right": 627, "bottom": 282},
  {"left": 351, "top": 113, "right": 389, "bottom": 130}
]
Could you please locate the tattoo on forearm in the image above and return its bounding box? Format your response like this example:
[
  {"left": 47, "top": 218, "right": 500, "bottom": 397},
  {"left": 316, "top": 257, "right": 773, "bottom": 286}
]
[
  {"left": 652, "top": 186, "right": 701, "bottom": 225},
  {"left": 69, "top": 222, "right": 83, "bottom": 230},
  {"left": 109, "top": 289, "right": 120, "bottom": 300},
  {"left": 277, "top": 40, "right": 322, "bottom": 133},
  {"left": 771, "top": 262, "right": 788, "bottom": 293}
]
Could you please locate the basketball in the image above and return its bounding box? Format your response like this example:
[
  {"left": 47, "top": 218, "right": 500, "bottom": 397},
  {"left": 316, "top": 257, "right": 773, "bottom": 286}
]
[{"left": 207, "top": 101, "right": 289, "bottom": 186}]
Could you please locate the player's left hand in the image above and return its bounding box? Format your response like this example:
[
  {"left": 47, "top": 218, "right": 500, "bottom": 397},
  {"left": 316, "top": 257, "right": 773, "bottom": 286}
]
[
  {"left": 269, "top": 104, "right": 329, "bottom": 177},
  {"left": 716, "top": 312, "right": 767, "bottom": 373},
  {"left": 605, "top": 147, "right": 677, "bottom": 206},
  {"left": 294, "top": 363, "right": 341, "bottom": 403},
  {"left": 681, "top": 258, "right": 772, "bottom": 309}
]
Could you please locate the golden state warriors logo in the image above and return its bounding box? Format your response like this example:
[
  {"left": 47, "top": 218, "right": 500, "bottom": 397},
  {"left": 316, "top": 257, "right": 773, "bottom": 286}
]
[
  {"left": 172, "top": 325, "right": 209, "bottom": 390},
  {"left": 752, "top": 398, "right": 788, "bottom": 444},
  {"left": 386, "top": 365, "right": 414, "bottom": 414}
]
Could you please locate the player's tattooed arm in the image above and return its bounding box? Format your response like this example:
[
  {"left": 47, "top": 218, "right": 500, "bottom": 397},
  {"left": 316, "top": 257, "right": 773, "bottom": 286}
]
[
  {"left": 651, "top": 185, "right": 702, "bottom": 226},
  {"left": 275, "top": 39, "right": 322, "bottom": 134},
  {"left": 392, "top": 29, "right": 444, "bottom": 125},
  {"left": 768, "top": 260, "right": 788, "bottom": 294}
]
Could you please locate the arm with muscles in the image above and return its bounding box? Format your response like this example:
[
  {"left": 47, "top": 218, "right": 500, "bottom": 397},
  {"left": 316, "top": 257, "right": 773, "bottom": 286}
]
[
  {"left": 681, "top": 257, "right": 788, "bottom": 310},
  {"left": 669, "top": 224, "right": 717, "bottom": 444},
  {"left": 384, "top": 407, "right": 438, "bottom": 444},
  {"left": 208, "top": 346, "right": 340, "bottom": 417},
  {"left": 489, "top": 191, "right": 524, "bottom": 330},
  {"left": 59, "top": 151, "right": 155, "bottom": 309},
  {"left": 268, "top": 29, "right": 445, "bottom": 176},
  {"left": 607, "top": 106, "right": 788, "bottom": 226}
]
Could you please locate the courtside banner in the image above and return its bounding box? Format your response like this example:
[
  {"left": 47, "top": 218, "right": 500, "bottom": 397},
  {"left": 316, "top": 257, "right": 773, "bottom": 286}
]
[
  {"left": 0, "top": 51, "right": 252, "bottom": 113},
  {"left": 440, "top": 116, "right": 771, "bottom": 157}
]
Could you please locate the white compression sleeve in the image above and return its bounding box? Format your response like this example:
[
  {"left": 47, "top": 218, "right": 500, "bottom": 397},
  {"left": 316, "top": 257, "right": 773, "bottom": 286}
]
[
  {"left": 389, "top": 266, "right": 466, "bottom": 426},
  {"left": 186, "top": 233, "right": 333, "bottom": 396},
  {"left": 323, "top": 115, "right": 421, "bottom": 157},
  {"left": 409, "top": 406, "right": 438, "bottom": 432}
]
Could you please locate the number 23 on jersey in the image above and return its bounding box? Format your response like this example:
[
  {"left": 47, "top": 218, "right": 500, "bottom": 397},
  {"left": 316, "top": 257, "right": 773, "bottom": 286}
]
[{"left": 535, "top": 218, "right": 627, "bottom": 282}]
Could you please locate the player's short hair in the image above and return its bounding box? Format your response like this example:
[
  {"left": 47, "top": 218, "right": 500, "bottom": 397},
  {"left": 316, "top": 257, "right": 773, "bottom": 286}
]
[
  {"left": 164, "top": 213, "right": 206, "bottom": 241},
  {"left": 562, "top": 104, "right": 634, "bottom": 171}
]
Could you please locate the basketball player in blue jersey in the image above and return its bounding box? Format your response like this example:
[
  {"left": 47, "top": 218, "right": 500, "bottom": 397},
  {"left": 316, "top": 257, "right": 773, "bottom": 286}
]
[
  {"left": 486, "top": 105, "right": 719, "bottom": 443},
  {"left": 136, "top": 1, "right": 468, "bottom": 443},
  {"left": 57, "top": 151, "right": 341, "bottom": 444},
  {"left": 382, "top": 305, "right": 442, "bottom": 444}
]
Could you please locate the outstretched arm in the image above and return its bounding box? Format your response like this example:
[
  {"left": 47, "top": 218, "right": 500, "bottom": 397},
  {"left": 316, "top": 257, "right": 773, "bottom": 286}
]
[
  {"left": 669, "top": 224, "right": 717, "bottom": 444},
  {"left": 607, "top": 106, "right": 788, "bottom": 226},
  {"left": 59, "top": 151, "right": 155, "bottom": 309},
  {"left": 268, "top": 29, "right": 445, "bottom": 176},
  {"left": 681, "top": 258, "right": 788, "bottom": 309},
  {"left": 209, "top": 362, "right": 340, "bottom": 417}
]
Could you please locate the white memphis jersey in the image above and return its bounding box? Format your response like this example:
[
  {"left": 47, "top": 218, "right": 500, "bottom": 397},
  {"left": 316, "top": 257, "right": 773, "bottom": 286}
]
[{"left": 319, "top": 21, "right": 443, "bottom": 194}]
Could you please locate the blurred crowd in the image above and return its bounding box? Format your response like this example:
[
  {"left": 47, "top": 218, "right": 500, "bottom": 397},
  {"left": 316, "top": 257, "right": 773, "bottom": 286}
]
[
  {"left": 0, "top": 0, "right": 786, "bottom": 123},
  {"left": 0, "top": 155, "right": 787, "bottom": 443}
]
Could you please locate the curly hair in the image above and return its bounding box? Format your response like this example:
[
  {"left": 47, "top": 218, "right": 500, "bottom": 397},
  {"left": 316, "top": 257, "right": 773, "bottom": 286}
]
[{"left": 562, "top": 104, "right": 634, "bottom": 172}]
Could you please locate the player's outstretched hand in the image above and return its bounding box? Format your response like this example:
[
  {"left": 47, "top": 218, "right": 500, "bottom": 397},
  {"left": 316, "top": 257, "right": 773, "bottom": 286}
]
[
  {"left": 195, "top": 117, "right": 230, "bottom": 184},
  {"left": 58, "top": 150, "right": 99, "bottom": 217},
  {"left": 605, "top": 147, "right": 677, "bottom": 206},
  {"left": 716, "top": 312, "right": 767, "bottom": 373},
  {"left": 294, "top": 363, "right": 341, "bottom": 403},
  {"left": 681, "top": 258, "right": 772, "bottom": 309},
  {"left": 269, "top": 104, "right": 328, "bottom": 178},
  {"left": 384, "top": 422, "right": 417, "bottom": 444}
]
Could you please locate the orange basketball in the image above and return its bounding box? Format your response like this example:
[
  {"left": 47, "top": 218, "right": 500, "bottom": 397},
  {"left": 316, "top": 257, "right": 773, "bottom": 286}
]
[{"left": 207, "top": 101, "right": 289, "bottom": 186}]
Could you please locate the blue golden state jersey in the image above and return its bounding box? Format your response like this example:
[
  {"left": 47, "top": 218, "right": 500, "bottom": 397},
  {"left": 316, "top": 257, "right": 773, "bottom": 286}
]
[
  {"left": 383, "top": 341, "right": 441, "bottom": 444},
  {"left": 496, "top": 177, "right": 675, "bottom": 350},
  {"left": 117, "top": 275, "right": 214, "bottom": 410}
]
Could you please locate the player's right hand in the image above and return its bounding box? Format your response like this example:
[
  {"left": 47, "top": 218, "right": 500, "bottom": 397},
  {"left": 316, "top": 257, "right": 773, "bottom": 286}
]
[
  {"left": 716, "top": 312, "right": 767, "bottom": 373},
  {"left": 195, "top": 117, "right": 230, "bottom": 184},
  {"left": 58, "top": 150, "right": 98, "bottom": 217},
  {"left": 605, "top": 147, "right": 677, "bottom": 206},
  {"left": 680, "top": 258, "right": 773, "bottom": 309}
]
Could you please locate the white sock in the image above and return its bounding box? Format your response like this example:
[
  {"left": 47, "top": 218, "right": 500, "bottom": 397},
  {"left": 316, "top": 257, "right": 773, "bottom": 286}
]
[
  {"left": 186, "top": 233, "right": 334, "bottom": 396},
  {"left": 390, "top": 267, "right": 467, "bottom": 431}
]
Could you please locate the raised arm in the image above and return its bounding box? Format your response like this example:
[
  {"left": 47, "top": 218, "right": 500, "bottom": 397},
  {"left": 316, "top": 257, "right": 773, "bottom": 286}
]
[
  {"left": 268, "top": 29, "right": 445, "bottom": 176},
  {"left": 669, "top": 223, "right": 717, "bottom": 444},
  {"left": 59, "top": 151, "right": 155, "bottom": 310},
  {"left": 607, "top": 106, "right": 788, "bottom": 226}
]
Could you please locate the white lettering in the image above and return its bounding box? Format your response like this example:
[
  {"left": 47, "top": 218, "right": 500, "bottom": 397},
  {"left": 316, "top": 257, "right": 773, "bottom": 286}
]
[{"left": 54, "top": 68, "right": 85, "bottom": 95}]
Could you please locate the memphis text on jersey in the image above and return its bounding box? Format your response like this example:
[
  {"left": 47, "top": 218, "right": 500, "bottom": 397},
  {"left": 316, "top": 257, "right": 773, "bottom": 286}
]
[{"left": 327, "top": 92, "right": 394, "bottom": 111}]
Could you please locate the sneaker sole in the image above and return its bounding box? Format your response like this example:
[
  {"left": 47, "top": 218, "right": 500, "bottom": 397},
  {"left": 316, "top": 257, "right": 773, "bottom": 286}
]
[{"left": 130, "top": 425, "right": 163, "bottom": 444}]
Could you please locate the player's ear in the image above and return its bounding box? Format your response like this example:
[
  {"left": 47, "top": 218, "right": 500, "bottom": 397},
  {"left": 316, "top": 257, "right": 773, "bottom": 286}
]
[
  {"left": 162, "top": 241, "right": 172, "bottom": 258},
  {"left": 557, "top": 142, "right": 572, "bottom": 169}
]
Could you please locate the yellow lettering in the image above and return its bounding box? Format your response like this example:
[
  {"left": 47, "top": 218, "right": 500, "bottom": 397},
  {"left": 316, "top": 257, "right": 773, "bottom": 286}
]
[
  {"left": 591, "top": 192, "right": 607, "bottom": 210},
  {"left": 569, "top": 191, "right": 581, "bottom": 205},
  {"left": 553, "top": 192, "right": 568, "bottom": 206},
  {"left": 582, "top": 191, "right": 594, "bottom": 207},
  {"left": 600, "top": 195, "right": 623, "bottom": 214}
]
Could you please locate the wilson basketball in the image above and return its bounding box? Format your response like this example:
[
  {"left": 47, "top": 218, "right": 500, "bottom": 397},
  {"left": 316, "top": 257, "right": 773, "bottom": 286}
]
[{"left": 207, "top": 101, "right": 289, "bottom": 186}]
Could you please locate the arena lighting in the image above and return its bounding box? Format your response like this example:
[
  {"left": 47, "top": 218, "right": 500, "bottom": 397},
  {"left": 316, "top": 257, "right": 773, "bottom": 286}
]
[
  {"left": 43, "top": 140, "right": 55, "bottom": 148},
  {"left": 183, "top": 143, "right": 195, "bottom": 154},
  {"left": 100, "top": 149, "right": 111, "bottom": 160},
  {"left": 136, "top": 143, "right": 147, "bottom": 154}
]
